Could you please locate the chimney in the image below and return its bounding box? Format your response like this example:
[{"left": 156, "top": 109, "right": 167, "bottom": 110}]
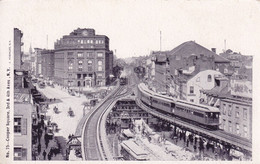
[{"left": 211, "top": 48, "right": 216, "bottom": 53}]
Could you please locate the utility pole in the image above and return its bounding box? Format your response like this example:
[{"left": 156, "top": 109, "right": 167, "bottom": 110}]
[
  {"left": 160, "top": 31, "right": 162, "bottom": 52},
  {"left": 46, "top": 35, "right": 48, "bottom": 49},
  {"left": 224, "top": 39, "right": 226, "bottom": 52}
]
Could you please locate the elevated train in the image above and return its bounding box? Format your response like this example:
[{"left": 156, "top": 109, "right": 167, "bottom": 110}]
[{"left": 137, "top": 83, "right": 220, "bottom": 130}]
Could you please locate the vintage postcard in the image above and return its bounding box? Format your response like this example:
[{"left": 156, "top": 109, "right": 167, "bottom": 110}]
[{"left": 0, "top": 0, "right": 259, "bottom": 163}]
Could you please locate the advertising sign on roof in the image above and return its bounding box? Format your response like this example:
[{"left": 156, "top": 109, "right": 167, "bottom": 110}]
[{"left": 230, "top": 80, "right": 252, "bottom": 98}]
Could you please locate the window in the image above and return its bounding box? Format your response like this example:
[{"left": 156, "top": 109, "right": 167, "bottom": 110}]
[
  {"left": 229, "top": 121, "right": 232, "bottom": 133},
  {"left": 97, "top": 73, "right": 102, "bottom": 78},
  {"left": 14, "top": 147, "right": 22, "bottom": 160},
  {"left": 243, "top": 108, "right": 247, "bottom": 120},
  {"left": 14, "top": 117, "right": 21, "bottom": 133},
  {"left": 96, "top": 40, "right": 99, "bottom": 44},
  {"left": 77, "top": 52, "right": 83, "bottom": 58},
  {"left": 236, "top": 111, "right": 239, "bottom": 118},
  {"left": 88, "top": 60, "right": 92, "bottom": 65},
  {"left": 97, "top": 52, "right": 103, "bottom": 57},
  {"left": 78, "top": 60, "right": 83, "bottom": 71},
  {"left": 68, "top": 52, "right": 73, "bottom": 57},
  {"left": 228, "top": 105, "right": 232, "bottom": 116},
  {"left": 87, "top": 52, "right": 93, "bottom": 58},
  {"left": 244, "top": 125, "right": 248, "bottom": 138},
  {"left": 87, "top": 40, "right": 90, "bottom": 43},
  {"left": 190, "top": 99, "right": 194, "bottom": 102},
  {"left": 98, "top": 61, "right": 103, "bottom": 65},
  {"left": 222, "top": 119, "right": 226, "bottom": 130},
  {"left": 68, "top": 61, "right": 73, "bottom": 70},
  {"left": 190, "top": 86, "right": 194, "bottom": 94},
  {"left": 88, "top": 66, "right": 92, "bottom": 71},
  {"left": 236, "top": 123, "right": 240, "bottom": 135},
  {"left": 78, "top": 60, "right": 83, "bottom": 65},
  {"left": 98, "top": 66, "right": 102, "bottom": 71},
  {"left": 223, "top": 104, "right": 226, "bottom": 115},
  {"left": 208, "top": 75, "right": 212, "bottom": 82}
]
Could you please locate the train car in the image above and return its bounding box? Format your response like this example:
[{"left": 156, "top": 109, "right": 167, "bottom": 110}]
[
  {"left": 120, "top": 140, "right": 149, "bottom": 161},
  {"left": 137, "top": 83, "right": 220, "bottom": 129},
  {"left": 175, "top": 100, "right": 219, "bottom": 128}
]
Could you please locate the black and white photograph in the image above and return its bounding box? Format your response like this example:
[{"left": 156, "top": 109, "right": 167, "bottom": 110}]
[{"left": 0, "top": 0, "right": 259, "bottom": 163}]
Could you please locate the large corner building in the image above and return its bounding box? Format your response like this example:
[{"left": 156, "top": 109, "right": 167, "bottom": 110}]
[{"left": 54, "top": 28, "right": 113, "bottom": 87}]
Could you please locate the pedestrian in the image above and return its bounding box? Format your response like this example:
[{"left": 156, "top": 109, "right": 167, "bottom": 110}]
[
  {"left": 42, "top": 150, "right": 47, "bottom": 160},
  {"left": 37, "top": 144, "right": 41, "bottom": 154},
  {"left": 193, "top": 145, "right": 197, "bottom": 152},
  {"left": 48, "top": 152, "right": 52, "bottom": 160}
]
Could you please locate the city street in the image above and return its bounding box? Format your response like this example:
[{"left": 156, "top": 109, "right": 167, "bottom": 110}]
[{"left": 37, "top": 84, "right": 94, "bottom": 139}]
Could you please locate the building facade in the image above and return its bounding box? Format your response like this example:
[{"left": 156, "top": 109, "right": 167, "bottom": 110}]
[
  {"left": 41, "top": 49, "right": 55, "bottom": 80},
  {"left": 54, "top": 28, "right": 113, "bottom": 87},
  {"left": 14, "top": 28, "right": 23, "bottom": 70},
  {"left": 35, "top": 48, "right": 43, "bottom": 77},
  {"left": 14, "top": 70, "right": 33, "bottom": 160}
]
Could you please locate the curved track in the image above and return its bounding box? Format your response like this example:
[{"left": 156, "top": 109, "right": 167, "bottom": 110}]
[{"left": 82, "top": 70, "right": 138, "bottom": 160}]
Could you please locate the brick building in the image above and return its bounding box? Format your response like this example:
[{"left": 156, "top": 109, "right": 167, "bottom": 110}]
[
  {"left": 54, "top": 28, "right": 113, "bottom": 87},
  {"left": 152, "top": 41, "right": 230, "bottom": 97}
]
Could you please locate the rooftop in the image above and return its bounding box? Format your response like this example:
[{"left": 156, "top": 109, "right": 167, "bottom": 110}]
[{"left": 168, "top": 41, "right": 230, "bottom": 63}]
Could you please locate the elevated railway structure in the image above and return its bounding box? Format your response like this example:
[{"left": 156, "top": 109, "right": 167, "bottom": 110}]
[
  {"left": 81, "top": 69, "right": 138, "bottom": 160},
  {"left": 135, "top": 98, "right": 252, "bottom": 155}
]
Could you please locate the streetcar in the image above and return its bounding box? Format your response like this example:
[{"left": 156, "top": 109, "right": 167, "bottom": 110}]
[
  {"left": 120, "top": 140, "right": 149, "bottom": 161},
  {"left": 137, "top": 83, "right": 220, "bottom": 129}
]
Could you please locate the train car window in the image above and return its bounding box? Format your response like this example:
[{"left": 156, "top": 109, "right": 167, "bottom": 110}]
[
  {"left": 171, "top": 103, "right": 175, "bottom": 108},
  {"left": 193, "top": 112, "right": 204, "bottom": 117}
]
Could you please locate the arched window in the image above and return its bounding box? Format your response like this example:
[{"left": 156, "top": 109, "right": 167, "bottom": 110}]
[
  {"left": 98, "top": 61, "right": 102, "bottom": 65},
  {"left": 88, "top": 60, "right": 92, "bottom": 65},
  {"left": 208, "top": 75, "right": 212, "bottom": 82}
]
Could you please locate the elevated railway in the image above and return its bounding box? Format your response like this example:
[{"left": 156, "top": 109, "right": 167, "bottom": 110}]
[
  {"left": 135, "top": 98, "right": 252, "bottom": 153},
  {"left": 81, "top": 69, "right": 137, "bottom": 160}
]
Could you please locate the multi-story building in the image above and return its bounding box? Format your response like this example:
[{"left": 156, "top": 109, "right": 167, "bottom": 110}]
[
  {"left": 14, "top": 28, "right": 23, "bottom": 70},
  {"left": 35, "top": 48, "right": 43, "bottom": 77},
  {"left": 220, "top": 78, "right": 252, "bottom": 140},
  {"left": 41, "top": 49, "right": 55, "bottom": 80},
  {"left": 220, "top": 50, "right": 253, "bottom": 70},
  {"left": 14, "top": 70, "right": 33, "bottom": 160},
  {"left": 54, "top": 28, "right": 113, "bottom": 87},
  {"left": 152, "top": 41, "right": 230, "bottom": 98}
]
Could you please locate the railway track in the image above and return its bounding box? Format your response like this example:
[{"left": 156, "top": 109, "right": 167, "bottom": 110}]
[
  {"left": 81, "top": 69, "right": 138, "bottom": 160},
  {"left": 82, "top": 86, "right": 125, "bottom": 160},
  {"left": 136, "top": 98, "right": 252, "bottom": 152},
  {"left": 82, "top": 84, "right": 135, "bottom": 160}
]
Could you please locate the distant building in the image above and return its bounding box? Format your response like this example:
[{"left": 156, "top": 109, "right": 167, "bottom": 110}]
[
  {"left": 53, "top": 28, "right": 113, "bottom": 87},
  {"left": 41, "top": 49, "right": 55, "bottom": 80},
  {"left": 220, "top": 50, "right": 253, "bottom": 70},
  {"left": 14, "top": 28, "right": 23, "bottom": 70},
  {"left": 35, "top": 48, "right": 43, "bottom": 77},
  {"left": 152, "top": 41, "right": 230, "bottom": 97}
]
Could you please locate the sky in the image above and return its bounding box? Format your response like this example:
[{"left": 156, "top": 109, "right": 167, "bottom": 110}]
[{"left": 1, "top": 0, "right": 260, "bottom": 58}]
